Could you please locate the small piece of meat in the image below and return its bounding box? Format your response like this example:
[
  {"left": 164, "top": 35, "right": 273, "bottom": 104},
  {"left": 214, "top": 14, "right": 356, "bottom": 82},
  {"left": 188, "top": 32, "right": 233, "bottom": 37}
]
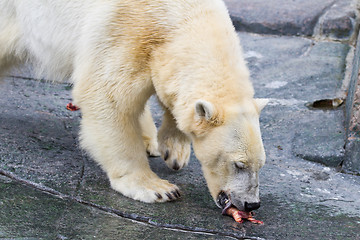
[
  {"left": 225, "top": 207, "right": 264, "bottom": 224},
  {"left": 66, "top": 102, "right": 80, "bottom": 111}
]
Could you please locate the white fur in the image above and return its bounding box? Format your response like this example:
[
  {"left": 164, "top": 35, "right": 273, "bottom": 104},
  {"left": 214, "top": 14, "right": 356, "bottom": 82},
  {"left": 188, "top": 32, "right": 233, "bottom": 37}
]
[{"left": 0, "top": 0, "right": 268, "bottom": 207}]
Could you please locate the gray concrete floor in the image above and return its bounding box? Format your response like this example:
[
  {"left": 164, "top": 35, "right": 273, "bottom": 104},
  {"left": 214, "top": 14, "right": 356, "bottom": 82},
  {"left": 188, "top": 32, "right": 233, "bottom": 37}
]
[{"left": 1, "top": 0, "right": 360, "bottom": 239}]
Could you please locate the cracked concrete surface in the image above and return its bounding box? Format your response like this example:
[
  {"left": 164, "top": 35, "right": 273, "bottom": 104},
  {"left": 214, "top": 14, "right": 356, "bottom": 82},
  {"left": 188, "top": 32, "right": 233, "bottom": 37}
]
[
  {"left": 349, "top": 73, "right": 360, "bottom": 134},
  {"left": 2, "top": 32, "right": 360, "bottom": 238},
  {"left": 0, "top": 170, "right": 249, "bottom": 240}
]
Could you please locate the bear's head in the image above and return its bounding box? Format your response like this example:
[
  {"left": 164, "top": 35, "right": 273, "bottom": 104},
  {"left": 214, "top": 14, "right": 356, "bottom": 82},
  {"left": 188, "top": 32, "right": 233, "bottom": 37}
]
[{"left": 190, "top": 98, "right": 268, "bottom": 212}]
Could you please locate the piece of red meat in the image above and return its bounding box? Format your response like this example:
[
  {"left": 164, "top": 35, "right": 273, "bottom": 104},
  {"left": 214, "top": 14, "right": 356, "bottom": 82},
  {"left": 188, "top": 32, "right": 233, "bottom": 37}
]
[
  {"left": 66, "top": 102, "right": 80, "bottom": 111},
  {"left": 225, "top": 207, "right": 263, "bottom": 224}
]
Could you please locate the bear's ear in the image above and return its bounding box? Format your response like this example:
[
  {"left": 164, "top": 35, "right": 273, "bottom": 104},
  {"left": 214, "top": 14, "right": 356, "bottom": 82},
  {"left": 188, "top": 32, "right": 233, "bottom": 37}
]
[
  {"left": 195, "top": 100, "right": 215, "bottom": 121},
  {"left": 193, "top": 100, "right": 224, "bottom": 136},
  {"left": 254, "top": 98, "right": 269, "bottom": 113}
]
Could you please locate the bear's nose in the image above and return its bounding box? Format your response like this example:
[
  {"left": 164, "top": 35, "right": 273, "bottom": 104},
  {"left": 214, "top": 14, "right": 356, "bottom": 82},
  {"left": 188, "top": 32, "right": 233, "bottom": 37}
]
[{"left": 244, "top": 202, "right": 261, "bottom": 211}]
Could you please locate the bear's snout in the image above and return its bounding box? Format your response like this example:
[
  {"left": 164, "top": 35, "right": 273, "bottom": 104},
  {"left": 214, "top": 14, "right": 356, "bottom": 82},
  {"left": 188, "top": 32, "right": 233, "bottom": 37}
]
[{"left": 244, "top": 201, "right": 261, "bottom": 211}]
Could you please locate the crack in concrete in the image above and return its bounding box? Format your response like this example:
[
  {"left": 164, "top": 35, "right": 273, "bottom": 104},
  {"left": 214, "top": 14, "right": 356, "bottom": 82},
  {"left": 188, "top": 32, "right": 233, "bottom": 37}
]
[
  {"left": 0, "top": 168, "right": 264, "bottom": 240},
  {"left": 299, "top": 41, "right": 316, "bottom": 57},
  {"left": 312, "top": 0, "right": 338, "bottom": 39},
  {"left": 8, "top": 75, "right": 45, "bottom": 82},
  {"left": 74, "top": 152, "right": 86, "bottom": 195},
  {"left": 68, "top": 129, "right": 86, "bottom": 195}
]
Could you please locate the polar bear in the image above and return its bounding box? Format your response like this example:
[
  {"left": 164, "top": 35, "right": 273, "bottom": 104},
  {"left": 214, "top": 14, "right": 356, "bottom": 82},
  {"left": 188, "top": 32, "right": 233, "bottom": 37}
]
[{"left": 0, "top": 0, "right": 267, "bottom": 212}]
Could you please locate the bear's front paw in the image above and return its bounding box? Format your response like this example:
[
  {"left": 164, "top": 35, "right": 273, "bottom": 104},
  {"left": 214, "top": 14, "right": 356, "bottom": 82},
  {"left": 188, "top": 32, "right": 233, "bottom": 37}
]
[
  {"left": 159, "top": 137, "right": 191, "bottom": 171},
  {"left": 110, "top": 171, "right": 181, "bottom": 203}
]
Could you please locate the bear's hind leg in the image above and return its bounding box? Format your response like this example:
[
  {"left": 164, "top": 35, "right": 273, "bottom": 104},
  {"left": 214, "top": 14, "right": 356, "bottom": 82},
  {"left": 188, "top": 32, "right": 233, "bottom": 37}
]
[
  {"left": 140, "top": 104, "right": 160, "bottom": 157},
  {"left": 158, "top": 108, "right": 191, "bottom": 171}
]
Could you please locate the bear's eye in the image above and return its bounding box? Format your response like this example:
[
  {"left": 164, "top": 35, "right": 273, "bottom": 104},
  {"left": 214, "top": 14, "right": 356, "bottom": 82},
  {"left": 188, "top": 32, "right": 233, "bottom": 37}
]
[{"left": 234, "top": 161, "right": 246, "bottom": 170}]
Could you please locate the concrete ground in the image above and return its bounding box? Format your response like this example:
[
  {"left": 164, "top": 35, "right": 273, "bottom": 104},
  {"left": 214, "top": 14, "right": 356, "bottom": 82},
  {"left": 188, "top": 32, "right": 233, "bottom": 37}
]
[{"left": 1, "top": 0, "right": 360, "bottom": 239}]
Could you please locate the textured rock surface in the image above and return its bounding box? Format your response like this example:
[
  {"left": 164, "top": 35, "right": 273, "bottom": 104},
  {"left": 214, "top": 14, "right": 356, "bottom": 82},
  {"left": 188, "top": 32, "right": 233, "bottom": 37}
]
[
  {"left": 1, "top": 0, "right": 360, "bottom": 238},
  {"left": 1, "top": 32, "right": 360, "bottom": 238},
  {"left": 224, "top": 0, "right": 359, "bottom": 41}
]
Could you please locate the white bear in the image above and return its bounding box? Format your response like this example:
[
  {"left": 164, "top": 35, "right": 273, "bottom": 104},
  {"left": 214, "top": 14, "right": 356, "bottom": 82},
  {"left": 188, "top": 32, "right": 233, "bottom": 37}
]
[{"left": 0, "top": 0, "right": 267, "bottom": 211}]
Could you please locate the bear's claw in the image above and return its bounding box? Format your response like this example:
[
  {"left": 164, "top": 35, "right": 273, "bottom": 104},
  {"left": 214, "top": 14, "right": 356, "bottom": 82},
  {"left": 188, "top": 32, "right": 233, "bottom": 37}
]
[
  {"left": 155, "top": 190, "right": 181, "bottom": 201},
  {"left": 172, "top": 190, "right": 181, "bottom": 198},
  {"left": 155, "top": 193, "right": 163, "bottom": 199},
  {"left": 166, "top": 192, "right": 174, "bottom": 200}
]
